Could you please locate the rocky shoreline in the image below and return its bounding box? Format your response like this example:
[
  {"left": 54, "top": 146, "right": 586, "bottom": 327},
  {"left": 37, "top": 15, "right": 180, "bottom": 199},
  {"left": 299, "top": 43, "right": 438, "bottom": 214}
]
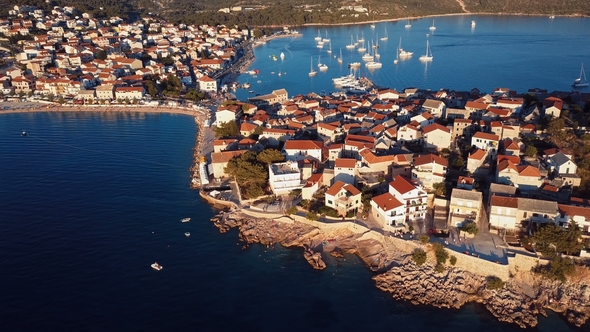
[{"left": 210, "top": 210, "right": 590, "bottom": 329}]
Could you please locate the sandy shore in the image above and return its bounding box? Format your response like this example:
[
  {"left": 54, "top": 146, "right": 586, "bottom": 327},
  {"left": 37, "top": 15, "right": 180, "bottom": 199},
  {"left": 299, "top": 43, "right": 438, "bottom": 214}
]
[{"left": 0, "top": 102, "right": 209, "bottom": 117}]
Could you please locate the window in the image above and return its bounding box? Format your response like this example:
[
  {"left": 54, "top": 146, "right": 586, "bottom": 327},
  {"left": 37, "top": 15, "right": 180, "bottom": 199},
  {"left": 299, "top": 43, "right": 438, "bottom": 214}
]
[{"left": 327, "top": 200, "right": 333, "bottom": 205}]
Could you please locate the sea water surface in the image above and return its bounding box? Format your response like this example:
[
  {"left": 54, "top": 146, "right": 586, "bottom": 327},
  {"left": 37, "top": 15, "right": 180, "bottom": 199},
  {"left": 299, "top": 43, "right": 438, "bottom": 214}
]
[
  {"left": 0, "top": 112, "right": 583, "bottom": 331},
  {"left": 235, "top": 15, "right": 590, "bottom": 100}
]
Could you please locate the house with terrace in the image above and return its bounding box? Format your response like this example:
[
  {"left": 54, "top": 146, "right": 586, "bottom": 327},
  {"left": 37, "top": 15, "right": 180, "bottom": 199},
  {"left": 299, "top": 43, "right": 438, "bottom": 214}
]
[
  {"left": 325, "top": 181, "right": 362, "bottom": 217},
  {"left": 412, "top": 154, "right": 448, "bottom": 189},
  {"left": 370, "top": 191, "right": 406, "bottom": 227},
  {"left": 388, "top": 175, "right": 428, "bottom": 224},
  {"left": 283, "top": 140, "right": 323, "bottom": 162},
  {"left": 448, "top": 188, "right": 483, "bottom": 227},
  {"left": 268, "top": 161, "right": 303, "bottom": 196},
  {"left": 471, "top": 131, "right": 499, "bottom": 159}
]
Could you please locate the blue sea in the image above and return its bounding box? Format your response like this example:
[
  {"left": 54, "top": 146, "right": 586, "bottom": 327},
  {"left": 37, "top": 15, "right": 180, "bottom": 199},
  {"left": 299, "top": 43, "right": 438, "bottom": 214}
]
[
  {"left": 0, "top": 111, "right": 584, "bottom": 331},
  {"left": 2, "top": 15, "right": 590, "bottom": 331},
  {"left": 235, "top": 15, "right": 590, "bottom": 100}
]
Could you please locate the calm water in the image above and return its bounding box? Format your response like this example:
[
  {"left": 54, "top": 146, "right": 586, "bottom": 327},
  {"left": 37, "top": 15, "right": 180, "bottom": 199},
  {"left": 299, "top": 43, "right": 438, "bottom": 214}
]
[
  {"left": 235, "top": 15, "right": 590, "bottom": 100},
  {"left": 0, "top": 112, "right": 583, "bottom": 331}
]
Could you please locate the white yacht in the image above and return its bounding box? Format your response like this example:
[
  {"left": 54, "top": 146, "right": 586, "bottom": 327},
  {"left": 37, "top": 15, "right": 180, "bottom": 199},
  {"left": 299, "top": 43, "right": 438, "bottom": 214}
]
[
  {"left": 151, "top": 262, "right": 163, "bottom": 271},
  {"left": 398, "top": 37, "right": 413, "bottom": 58},
  {"left": 314, "top": 30, "right": 322, "bottom": 41},
  {"left": 317, "top": 55, "right": 328, "bottom": 71},
  {"left": 471, "top": 20, "right": 476, "bottom": 27},
  {"left": 348, "top": 62, "right": 361, "bottom": 69},
  {"left": 573, "top": 63, "right": 589, "bottom": 87},
  {"left": 419, "top": 39, "right": 433, "bottom": 62},
  {"left": 337, "top": 48, "right": 343, "bottom": 64},
  {"left": 346, "top": 35, "right": 356, "bottom": 49},
  {"left": 357, "top": 41, "right": 366, "bottom": 53},
  {"left": 362, "top": 52, "right": 374, "bottom": 62},
  {"left": 405, "top": 20, "right": 412, "bottom": 28},
  {"left": 429, "top": 19, "right": 436, "bottom": 31},
  {"left": 181, "top": 217, "right": 191, "bottom": 222},
  {"left": 280, "top": 52, "right": 285, "bottom": 60},
  {"left": 185, "top": 232, "right": 191, "bottom": 237},
  {"left": 309, "top": 57, "right": 317, "bottom": 77},
  {"left": 365, "top": 61, "right": 382, "bottom": 69}
]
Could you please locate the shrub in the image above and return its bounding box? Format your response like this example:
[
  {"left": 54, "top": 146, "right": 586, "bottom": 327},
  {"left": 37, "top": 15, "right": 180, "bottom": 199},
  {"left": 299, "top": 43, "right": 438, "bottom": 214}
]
[
  {"left": 432, "top": 242, "right": 449, "bottom": 264},
  {"left": 460, "top": 221, "right": 479, "bottom": 235},
  {"left": 346, "top": 210, "right": 356, "bottom": 218},
  {"left": 419, "top": 234, "right": 430, "bottom": 244},
  {"left": 318, "top": 206, "right": 339, "bottom": 218},
  {"left": 305, "top": 211, "right": 319, "bottom": 221},
  {"left": 412, "top": 248, "right": 427, "bottom": 266},
  {"left": 449, "top": 255, "right": 457, "bottom": 266},
  {"left": 286, "top": 206, "right": 298, "bottom": 215},
  {"left": 486, "top": 276, "right": 505, "bottom": 290},
  {"left": 534, "top": 256, "right": 575, "bottom": 282},
  {"left": 434, "top": 263, "right": 446, "bottom": 273}
]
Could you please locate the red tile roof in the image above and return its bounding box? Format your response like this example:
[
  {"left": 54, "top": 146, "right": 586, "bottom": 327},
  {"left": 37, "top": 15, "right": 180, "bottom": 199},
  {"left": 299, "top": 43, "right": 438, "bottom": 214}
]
[
  {"left": 389, "top": 175, "right": 416, "bottom": 195},
  {"left": 372, "top": 192, "right": 403, "bottom": 211},
  {"left": 284, "top": 140, "right": 323, "bottom": 150},
  {"left": 491, "top": 195, "right": 518, "bottom": 208},
  {"left": 335, "top": 158, "right": 356, "bottom": 168},
  {"left": 325, "top": 181, "right": 361, "bottom": 197}
]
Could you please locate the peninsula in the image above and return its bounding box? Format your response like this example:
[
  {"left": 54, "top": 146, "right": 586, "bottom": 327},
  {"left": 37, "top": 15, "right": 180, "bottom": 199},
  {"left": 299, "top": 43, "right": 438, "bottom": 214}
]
[{"left": 2, "top": 3, "right": 590, "bottom": 330}]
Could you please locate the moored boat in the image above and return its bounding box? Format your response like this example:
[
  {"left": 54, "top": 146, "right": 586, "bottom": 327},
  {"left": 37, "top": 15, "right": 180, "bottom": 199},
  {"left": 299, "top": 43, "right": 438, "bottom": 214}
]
[
  {"left": 185, "top": 232, "right": 191, "bottom": 237},
  {"left": 151, "top": 262, "right": 163, "bottom": 271},
  {"left": 572, "top": 63, "right": 589, "bottom": 88},
  {"left": 181, "top": 217, "right": 191, "bottom": 222}
]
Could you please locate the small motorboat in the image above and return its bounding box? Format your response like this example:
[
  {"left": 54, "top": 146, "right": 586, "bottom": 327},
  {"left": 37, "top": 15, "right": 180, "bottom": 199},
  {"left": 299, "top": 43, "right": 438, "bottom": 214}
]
[
  {"left": 181, "top": 217, "right": 191, "bottom": 223},
  {"left": 151, "top": 262, "right": 163, "bottom": 271},
  {"left": 185, "top": 232, "right": 191, "bottom": 238},
  {"left": 22, "top": 131, "right": 27, "bottom": 136}
]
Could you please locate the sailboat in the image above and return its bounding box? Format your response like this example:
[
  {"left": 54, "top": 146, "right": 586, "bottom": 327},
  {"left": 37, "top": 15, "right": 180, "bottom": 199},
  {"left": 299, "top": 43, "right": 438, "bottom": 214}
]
[
  {"left": 380, "top": 28, "right": 388, "bottom": 41},
  {"left": 405, "top": 20, "right": 412, "bottom": 28},
  {"left": 358, "top": 31, "right": 365, "bottom": 44},
  {"left": 309, "top": 57, "right": 317, "bottom": 77},
  {"left": 337, "top": 48, "right": 343, "bottom": 64},
  {"left": 318, "top": 55, "right": 328, "bottom": 71},
  {"left": 572, "top": 63, "right": 589, "bottom": 87},
  {"left": 346, "top": 35, "right": 355, "bottom": 49},
  {"left": 471, "top": 20, "right": 476, "bottom": 27},
  {"left": 394, "top": 39, "right": 400, "bottom": 64},
  {"left": 357, "top": 41, "right": 366, "bottom": 53},
  {"left": 280, "top": 52, "right": 285, "bottom": 60},
  {"left": 327, "top": 41, "right": 332, "bottom": 54},
  {"left": 398, "top": 37, "right": 413, "bottom": 58},
  {"left": 419, "top": 39, "right": 433, "bottom": 62},
  {"left": 322, "top": 30, "right": 330, "bottom": 43},
  {"left": 314, "top": 30, "right": 321, "bottom": 41},
  {"left": 429, "top": 19, "right": 436, "bottom": 31}
]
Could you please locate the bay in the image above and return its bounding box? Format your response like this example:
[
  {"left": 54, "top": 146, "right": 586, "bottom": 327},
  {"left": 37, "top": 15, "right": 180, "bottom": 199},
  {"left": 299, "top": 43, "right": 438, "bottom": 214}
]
[
  {"left": 0, "top": 112, "right": 582, "bottom": 330},
  {"left": 235, "top": 15, "right": 590, "bottom": 100}
]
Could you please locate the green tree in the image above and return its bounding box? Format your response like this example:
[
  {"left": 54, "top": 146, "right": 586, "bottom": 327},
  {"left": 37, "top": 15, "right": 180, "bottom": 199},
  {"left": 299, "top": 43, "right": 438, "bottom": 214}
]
[
  {"left": 460, "top": 221, "right": 479, "bottom": 235},
  {"left": 186, "top": 88, "right": 204, "bottom": 102},
  {"left": 145, "top": 80, "right": 159, "bottom": 98},
  {"left": 412, "top": 248, "right": 427, "bottom": 266},
  {"left": 535, "top": 256, "right": 576, "bottom": 282},
  {"left": 432, "top": 242, "right": 449, "bottom": 264},
  {"left": 306, "top": 211, "right": 319, "bottom": 221},
  {"left": 419, "top": 234, "right": 430, "bottom": 244},
  {"left": 453, "top": 155, "right": 465, "bottom": 168},
  {"left": 286, "top": 206, "right": 298, "bottom": 215},
  {"left": 433, "top": 182, "right": 446, "bottom": 197},
  {"left": 525, "top": 145, "right": 538, "bottom": 157},
  {"left": 214, "top": 121, "right": 239, "bottom": 138},
  {"left": 96, "top": 49, "right": 107, "bottom": 60},
  {"left": 486, "top": 276, "right": 505, "bottom": 290},
  {"left": 161, "top": 55, "right": 175, "bottom": 66},
  {"left": 449, "top": 255, "right": 457, "bottom": 266},
  {"left": 224, "top": 150, "right": 268, "bottom": 199},
  {"left": 256, "top": 149, "right": 285, "bottom": 165},
  {"left": 531, "top": 222, "right": 583, "bottom": 258}
]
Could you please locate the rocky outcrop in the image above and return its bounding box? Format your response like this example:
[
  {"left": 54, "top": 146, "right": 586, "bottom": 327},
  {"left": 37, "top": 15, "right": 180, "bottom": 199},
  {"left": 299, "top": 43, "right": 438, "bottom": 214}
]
[
  {"left": 211, "top": 210, "right": 590, "bottom": 328},
  {"left": 374, "top": 259, "right": 590, "bottom": 328},
  {"left": 303, "top": 247, "right": 326, "bottom": 270}
]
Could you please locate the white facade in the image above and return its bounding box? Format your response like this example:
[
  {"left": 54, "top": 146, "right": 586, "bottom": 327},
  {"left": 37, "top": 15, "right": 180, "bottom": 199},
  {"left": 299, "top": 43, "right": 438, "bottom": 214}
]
[{"left": 268, "top": 161, "right": 302, "bottom": 195}]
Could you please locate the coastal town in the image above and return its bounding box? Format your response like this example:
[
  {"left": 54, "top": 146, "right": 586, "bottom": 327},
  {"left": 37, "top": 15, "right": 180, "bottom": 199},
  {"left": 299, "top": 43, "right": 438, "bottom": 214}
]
[{"left": 3, "top": 3, "right": 590, "bottom": 329}]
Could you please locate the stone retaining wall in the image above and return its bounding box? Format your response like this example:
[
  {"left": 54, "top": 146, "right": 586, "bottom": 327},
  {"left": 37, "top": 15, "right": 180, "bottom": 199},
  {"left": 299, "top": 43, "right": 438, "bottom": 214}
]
[{"left": 453, "top": 250, "right": 510, "bottom": 280}]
